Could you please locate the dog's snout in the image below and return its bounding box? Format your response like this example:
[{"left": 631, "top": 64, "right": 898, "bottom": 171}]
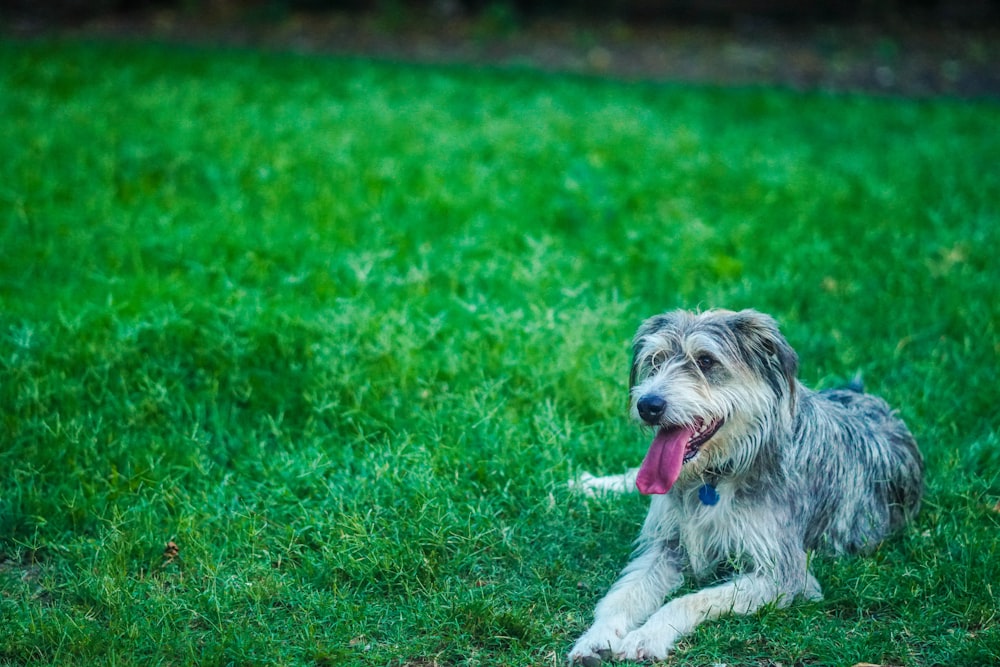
[{"left": 637, "top": 395, "right": 667, "bottom": 424}]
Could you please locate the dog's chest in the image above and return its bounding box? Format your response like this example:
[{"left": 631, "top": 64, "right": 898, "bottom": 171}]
[{"left": 675, "top": 484, "right": 771, "bottom": 577}]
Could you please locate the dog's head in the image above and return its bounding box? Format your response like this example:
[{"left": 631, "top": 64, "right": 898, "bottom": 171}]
[{"left": 628, "top": 309, "right": 798, "bottom": 494}]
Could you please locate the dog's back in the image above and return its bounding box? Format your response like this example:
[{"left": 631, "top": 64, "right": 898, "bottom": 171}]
[{"left": 791, "top": 387, "right": 923, "bottom": 555}]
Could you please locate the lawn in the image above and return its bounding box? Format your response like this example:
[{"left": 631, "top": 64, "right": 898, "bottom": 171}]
[{"left": 0, "top": 39, "right": 998, "bottom": 666}]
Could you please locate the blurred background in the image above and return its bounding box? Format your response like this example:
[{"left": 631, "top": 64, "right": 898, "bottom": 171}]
[{"left": 4, "top": 0, "right": 999, "bottom": 97}]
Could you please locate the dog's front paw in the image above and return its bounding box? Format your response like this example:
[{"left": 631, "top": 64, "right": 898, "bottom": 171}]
[
  {"left": 615, "top": 625, "right": 681, "bottom": 662},
  {"left": 568, "top": 624, "right": 626, "bottom": 665},
  {"left": 568, "top": 470, "right": 638, "bottom": 497}
]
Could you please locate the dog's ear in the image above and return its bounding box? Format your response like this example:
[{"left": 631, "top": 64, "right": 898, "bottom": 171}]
[
  {"left": 729, "top": 310, "right": 799, "bottom": 402},
  {"left": 629, "top": 338, "right": 643, "bottom": 391},
  {"left": 629, "top": 312, "right": 679, "bottom": 390},
  {"left": 629, "top": 316, "right": 659, "bottom": 390}
]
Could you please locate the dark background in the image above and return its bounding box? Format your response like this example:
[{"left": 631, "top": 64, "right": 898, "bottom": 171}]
[
  {"left": 6, "top": 0, "right": 1000, "bottom": 23},
  {"left": 4, "top": 0, "right": 999, "bottom": 97}
]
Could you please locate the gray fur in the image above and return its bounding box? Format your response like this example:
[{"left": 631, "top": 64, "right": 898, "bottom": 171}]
[{"left": 569, "top": 309, "right": 923, "bottom": 664}]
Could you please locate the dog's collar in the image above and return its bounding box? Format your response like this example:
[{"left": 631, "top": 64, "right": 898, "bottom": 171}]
[{"left": 698, "top": 483, "right": 720, "bottom": 506}]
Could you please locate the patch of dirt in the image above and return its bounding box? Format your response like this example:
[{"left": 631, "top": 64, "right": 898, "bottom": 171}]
[
  {"left": 0, "top": 552, "right": 53, "bottom": 604},
  {"left": 6, "top": 8, "right": 1000, "bottom": 97}
]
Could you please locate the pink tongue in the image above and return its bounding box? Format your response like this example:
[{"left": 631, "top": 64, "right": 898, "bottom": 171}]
[{"left": 635, "top": 426, "right": 694, "bottom": 495}]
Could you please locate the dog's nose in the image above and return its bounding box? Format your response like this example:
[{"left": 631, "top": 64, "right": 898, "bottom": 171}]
[{"left": 636, "top": 395, "right": 667, "bottom": 424}]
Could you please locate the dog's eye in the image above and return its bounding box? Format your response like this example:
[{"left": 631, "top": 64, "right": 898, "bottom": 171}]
[
  {"left": 696, "top": 354, "right": 717, "bottom": 372},
  {"left": 649, "top": 351, "right": 667, "bottom": 372}
]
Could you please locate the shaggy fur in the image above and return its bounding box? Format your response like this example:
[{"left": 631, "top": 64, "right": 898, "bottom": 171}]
[{"left": 569, "top": 309, "right": 922, "bottom": 664}]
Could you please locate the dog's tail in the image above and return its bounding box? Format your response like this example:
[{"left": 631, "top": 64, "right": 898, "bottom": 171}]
[{"left": 844, "top": 372, "right": 865, "bottom": 393}]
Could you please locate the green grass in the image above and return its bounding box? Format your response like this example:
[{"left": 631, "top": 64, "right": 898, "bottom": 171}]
[{"left": 1, "top": 39, "right": 998, "bottom": 666}]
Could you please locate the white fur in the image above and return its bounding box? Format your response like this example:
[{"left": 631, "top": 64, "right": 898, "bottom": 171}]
[
  {"left": 569, "top": 470, "right": 639, "bottom": 496},
  {"left": 569, "top": 481, "right": 822, "bottom": 662}
]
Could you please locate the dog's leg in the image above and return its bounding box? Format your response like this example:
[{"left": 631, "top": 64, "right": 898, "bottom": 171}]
[
  {"left": 615, "top": 567, "right": 814, "bottom": 661},
  {"left": 568, "top": 541, "right": 684, "bottom": 664},
  {"left": 569, "top": 469, "right": 639, "bottom": 496},
  {"left": 803, "top": 570, "right": 823, "bottom": 601}
]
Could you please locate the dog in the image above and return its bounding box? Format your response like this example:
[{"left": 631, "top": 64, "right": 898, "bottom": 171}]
[{"left": 569, "top": 309, "right": 923, "bottom": 664}]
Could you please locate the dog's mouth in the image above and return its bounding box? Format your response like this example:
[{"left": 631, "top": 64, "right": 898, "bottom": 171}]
[
  {"left": 686, "top": 417, "right": 724, "bottom": 461},
  {"left": 635, "top": 417, "right": 724, "bottom": 495}
]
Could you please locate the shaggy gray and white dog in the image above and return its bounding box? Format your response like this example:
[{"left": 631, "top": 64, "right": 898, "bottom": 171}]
[{"left": 569, "top": 309, "right": 923, "bottom": 664}]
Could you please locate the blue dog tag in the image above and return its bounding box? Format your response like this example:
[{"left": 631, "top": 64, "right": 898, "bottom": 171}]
[{"left": 698, "top": 483, "right": 719, "bottom": 506}]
